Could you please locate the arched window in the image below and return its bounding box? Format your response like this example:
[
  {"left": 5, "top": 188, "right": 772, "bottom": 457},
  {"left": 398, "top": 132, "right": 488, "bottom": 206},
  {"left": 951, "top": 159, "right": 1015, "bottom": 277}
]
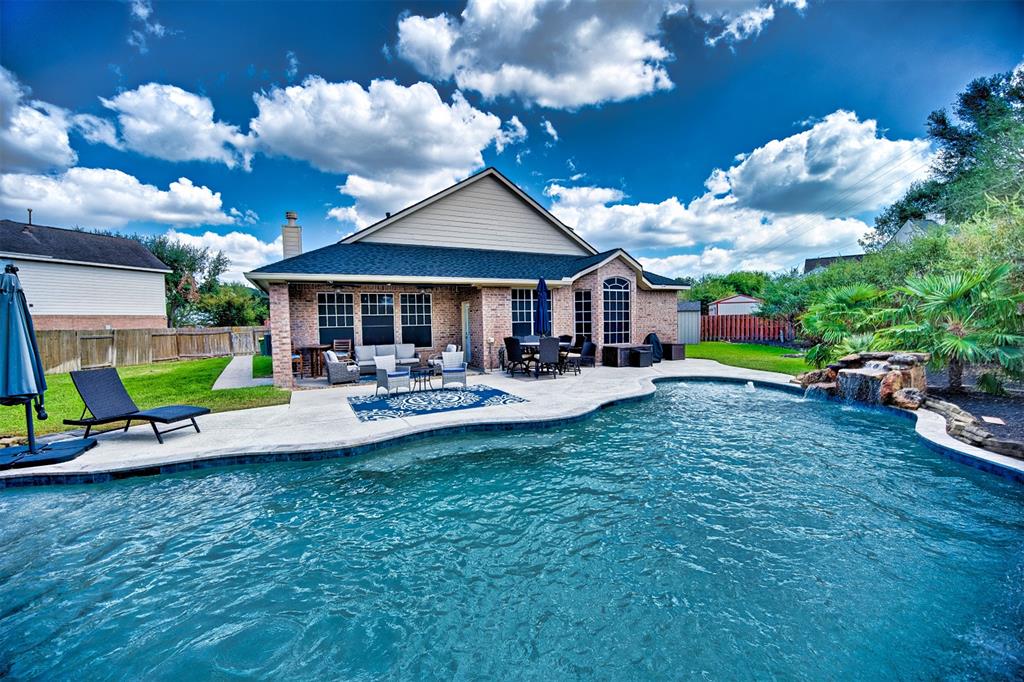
[{"left": 603, "top": 277, "right": 631, "bottom": 344}]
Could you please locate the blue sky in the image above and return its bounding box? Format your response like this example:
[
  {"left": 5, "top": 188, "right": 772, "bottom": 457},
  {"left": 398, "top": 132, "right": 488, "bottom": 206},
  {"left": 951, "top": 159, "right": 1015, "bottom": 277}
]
[{"left": 1, "top": 0, "right": 1021, "bottom": 280}]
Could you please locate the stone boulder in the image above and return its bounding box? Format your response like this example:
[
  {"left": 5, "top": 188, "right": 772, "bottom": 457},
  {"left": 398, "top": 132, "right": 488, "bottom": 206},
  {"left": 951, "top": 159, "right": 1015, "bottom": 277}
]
[
  {"left": 795, "top": 367, "right": 837, "bottom": 388},
  {"left": 879, "top": 370, "right": 904, "bottom": 404},
  {"left": 891, "top": 388, "right": 925, "bottom": 410}
]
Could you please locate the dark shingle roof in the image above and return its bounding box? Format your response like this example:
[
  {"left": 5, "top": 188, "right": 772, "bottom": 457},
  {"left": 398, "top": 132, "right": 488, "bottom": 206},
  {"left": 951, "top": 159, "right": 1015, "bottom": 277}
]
[
  {"left": 0, "top": 220, "right": 169, "bottom": 271},
  {"left": 250, "top": 242, "right": 679, "bottom": 287},
  {"left": 677, "top": 301, "right": 701, "bottom": 312},
  {"left": 803, "top": 254, "right": 864, "bottom": 273}
]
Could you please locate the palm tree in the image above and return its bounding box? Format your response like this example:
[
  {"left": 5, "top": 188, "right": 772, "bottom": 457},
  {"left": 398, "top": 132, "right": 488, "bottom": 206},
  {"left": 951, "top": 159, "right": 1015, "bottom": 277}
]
[
  {"left": 800, "top": 284, "right": 885, "bottom": 367},
  {"left": 879, "top": 264, "right": 1024, "bottom": 391}
]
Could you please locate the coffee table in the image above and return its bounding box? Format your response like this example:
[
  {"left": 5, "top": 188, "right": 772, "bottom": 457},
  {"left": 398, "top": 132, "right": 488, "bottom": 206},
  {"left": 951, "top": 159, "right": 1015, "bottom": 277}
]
[{"left": 411, "top": 367, "right": 434, "bottom": 391}]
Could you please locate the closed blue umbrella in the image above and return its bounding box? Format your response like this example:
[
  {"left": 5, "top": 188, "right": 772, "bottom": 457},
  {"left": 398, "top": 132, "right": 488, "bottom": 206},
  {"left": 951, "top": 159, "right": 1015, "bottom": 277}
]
[
  {"left": 535, "top": 278, "right": 550, "bottom": 337},
  {"left": 0, "top": 264, "right": 95, "bottom": 469}
]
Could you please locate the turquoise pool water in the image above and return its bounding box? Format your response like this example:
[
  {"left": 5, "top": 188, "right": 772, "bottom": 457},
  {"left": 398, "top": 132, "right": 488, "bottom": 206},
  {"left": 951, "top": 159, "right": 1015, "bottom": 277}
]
[{"left": 1, "top": 381, "right": 1022, "bottom": 679}]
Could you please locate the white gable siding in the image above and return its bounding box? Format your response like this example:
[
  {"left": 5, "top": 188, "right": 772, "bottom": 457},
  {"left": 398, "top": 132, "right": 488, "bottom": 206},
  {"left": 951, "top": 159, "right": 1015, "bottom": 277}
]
[
  {"left": 359, "top": 175, "right": 589, "bottom": 255},
  {"left": 9, "top": 258, "right": 166, "bottom": 316}
]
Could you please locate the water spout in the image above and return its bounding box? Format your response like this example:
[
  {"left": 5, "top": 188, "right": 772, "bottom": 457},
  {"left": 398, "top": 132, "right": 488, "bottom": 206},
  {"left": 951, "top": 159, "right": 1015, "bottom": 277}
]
[{"left": 745, "top": 381, "right": 755, "bottom": 393}]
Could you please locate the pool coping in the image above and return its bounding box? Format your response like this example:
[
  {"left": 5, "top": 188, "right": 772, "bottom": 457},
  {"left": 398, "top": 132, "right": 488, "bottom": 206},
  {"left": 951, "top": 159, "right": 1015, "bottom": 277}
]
[{"left": 1, "top": 363, "right": 1022, "bottom": 489}]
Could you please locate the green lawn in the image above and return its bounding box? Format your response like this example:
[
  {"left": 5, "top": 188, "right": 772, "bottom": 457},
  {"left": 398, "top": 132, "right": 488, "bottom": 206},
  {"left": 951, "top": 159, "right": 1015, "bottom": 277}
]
[
  {"left": 686, "top": 342, "right": 812, "bottom": 376},
  {"left": 1, "top": 357, "right": 290, "bottom": 438},
  {"left": 252, "top": 354, "right": 274, "bottom": 378}
]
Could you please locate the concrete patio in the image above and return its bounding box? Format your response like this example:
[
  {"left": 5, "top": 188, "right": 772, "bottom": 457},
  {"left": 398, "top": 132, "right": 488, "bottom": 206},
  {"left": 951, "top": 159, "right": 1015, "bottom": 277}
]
[{"left": 2, "top": 359, "right": 1021, "bottom": 487}]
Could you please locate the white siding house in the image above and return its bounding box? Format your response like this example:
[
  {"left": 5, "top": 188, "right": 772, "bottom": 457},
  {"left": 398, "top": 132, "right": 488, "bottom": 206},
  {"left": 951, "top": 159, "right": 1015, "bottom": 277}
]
[
  {"left": 1, "top": 219, "right": 170, "bottom": 330},
  {"left": 708, "top": 294, "right": 762, "bottom": 316}
]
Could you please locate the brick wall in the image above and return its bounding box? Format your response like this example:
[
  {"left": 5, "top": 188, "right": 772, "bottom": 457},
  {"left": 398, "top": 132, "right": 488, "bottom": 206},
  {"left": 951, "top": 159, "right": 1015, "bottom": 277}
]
[
  {"left": 33, "top": 314, "right": 167, "bottom": 331},
  {"left": 269, "top": 283, "right": 293, "bottom": 388}
]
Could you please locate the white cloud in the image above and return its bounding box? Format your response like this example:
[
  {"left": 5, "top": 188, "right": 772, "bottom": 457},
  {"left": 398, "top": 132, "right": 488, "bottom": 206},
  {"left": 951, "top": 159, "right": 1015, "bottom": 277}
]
[
  {"left": 285, "top": 50, "right": 299, "bottom": 82},
  {"left": 101, "top": 83, "right": 251, "bottom": 169},
  {"left": 165, "top": 229, "right": 282, "bottom": 282},
  {"left": 70, "top": 113, "right": 121, "bottom": 149},
  {"left": 396, "top": 0, "right": 677, "bottom": 109},
  {"left": 229, "top": 207, "right": 260, "bottom": 225},
  {"left": 546, "top": 110, "right": 931, "bottom": 276},
  {"left": 704, "top": 4, "right": 775, "bottom": 46},
  {"left": 127, "top": 0, "right": 169, "bottom": 54},
  {"left": 542, "top": 119, "right": 559, "bottom": 142},
  {"left": 0, "top": 168, "right": 235, "bottom": 228},
  {"left": 249, "top": 77, "right": 523, "bottom": 225},
  {"left": 0, "top": 67, "right": 77, "bottom": 172}
]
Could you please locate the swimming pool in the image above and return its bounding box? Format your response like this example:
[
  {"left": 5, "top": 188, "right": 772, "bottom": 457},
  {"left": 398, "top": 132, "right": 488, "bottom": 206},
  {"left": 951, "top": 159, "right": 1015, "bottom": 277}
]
[{"left": 1, "top": 381, "right": 1022, "bottom": 679}]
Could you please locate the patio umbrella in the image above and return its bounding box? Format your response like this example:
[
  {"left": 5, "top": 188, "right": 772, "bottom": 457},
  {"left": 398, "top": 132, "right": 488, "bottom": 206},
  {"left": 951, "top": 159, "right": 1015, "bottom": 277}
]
[
  {"left": 535, "top": 278, "right": 550, "bottom": 337},
  {"left": 0, "top": 264, "right": 95, "bottom": 469}
]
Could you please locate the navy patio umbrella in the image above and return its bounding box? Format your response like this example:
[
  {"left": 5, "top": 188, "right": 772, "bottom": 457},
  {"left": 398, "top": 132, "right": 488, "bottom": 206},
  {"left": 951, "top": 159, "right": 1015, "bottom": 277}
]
[
  {"left": 0, "top": 264, "right": 96, "bottom": 469},
  {"left": 535, "top": 278, "right": 550, "bottom": 337}
]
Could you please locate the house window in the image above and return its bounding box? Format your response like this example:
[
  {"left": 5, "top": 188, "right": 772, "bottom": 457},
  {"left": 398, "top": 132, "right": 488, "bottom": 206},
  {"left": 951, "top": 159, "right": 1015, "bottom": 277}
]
[
  {"left": 574, "top": 290, "right": 592, "bottom": 340},
  {"left": 400, "top": 293, "right": 432, "bottom": 347},
  {"left": 511, "top": 288, "right": 551, "bottom": 337},
  {"left": 360, "top": 293, "right": 394, "bottom": 345},
  {"left": 317, "top": 291, "right": 354, "bottom": 345},
  {"left": 603, "top": 277, "right": 631, "bottom": 344}
]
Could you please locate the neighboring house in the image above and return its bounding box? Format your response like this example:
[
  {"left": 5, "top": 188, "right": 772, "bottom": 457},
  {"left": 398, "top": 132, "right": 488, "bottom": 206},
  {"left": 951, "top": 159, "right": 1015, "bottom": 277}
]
[
  {"left": 803, "top": 254, "right": 864, "bottom": 273},
  {"left": 707, "top": 294, "right": 762, "bottom": 316},
  {"left": 0, "top": 219, "right": 170, "bottom": 330},
  {"left": 886, "top": 218, "right": 946, "bottom": 247},
  {"left": 246, "top": 168, "right": 688, "bottom": 387}
]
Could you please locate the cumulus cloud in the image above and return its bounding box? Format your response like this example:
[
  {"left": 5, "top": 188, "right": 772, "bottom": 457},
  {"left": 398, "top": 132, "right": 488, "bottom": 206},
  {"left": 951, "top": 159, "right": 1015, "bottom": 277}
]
[
  {"left": 229, "top": 207, "right": 260, "bottom": 225},
  {"left": 0, "top": 168, "right": 235, "bottom": 228},
  {"left": 285, "top": 50, "right": 299, "bottom": 82},
  {"left": 101, "top": 83, "right": 252, "bottom": 169},
  {"left": 396, "top": 0, "right": 807, "bottom": 108},
  {"left": 0, "top": 67, "right": 78, "bottom": 172},
  {"left": 249, "top": 77, "right": 524, "bottom": 225},
  {"left": 396, "top": 0, "right": 677, "bottom": 109},
  {"left": 546, "top": 110, "right": 932, "bottom": 276},
  {"left": 165, "top": 229, "right": 282, "bottom": 282}
]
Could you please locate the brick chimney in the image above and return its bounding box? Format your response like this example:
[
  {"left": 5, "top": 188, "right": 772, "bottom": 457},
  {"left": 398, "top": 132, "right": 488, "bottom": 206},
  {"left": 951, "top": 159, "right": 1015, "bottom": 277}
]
[{"left": 282, "top": 211, "right": 302, "bottom": 259}]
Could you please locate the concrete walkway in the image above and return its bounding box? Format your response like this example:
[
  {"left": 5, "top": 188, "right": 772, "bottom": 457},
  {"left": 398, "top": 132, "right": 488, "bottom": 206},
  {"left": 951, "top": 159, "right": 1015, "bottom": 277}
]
[
  {"left": 211, "top": 355, "right": 273, "bottom": 390},
  {"left": 2, "top": 359, "right": 1021, "bottom": 487}
]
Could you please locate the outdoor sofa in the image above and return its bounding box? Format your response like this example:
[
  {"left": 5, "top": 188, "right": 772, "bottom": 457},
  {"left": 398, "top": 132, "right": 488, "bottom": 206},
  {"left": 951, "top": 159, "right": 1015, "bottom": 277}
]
[{"left": 354, "top": 344, "right": 419, "bottom": 375}]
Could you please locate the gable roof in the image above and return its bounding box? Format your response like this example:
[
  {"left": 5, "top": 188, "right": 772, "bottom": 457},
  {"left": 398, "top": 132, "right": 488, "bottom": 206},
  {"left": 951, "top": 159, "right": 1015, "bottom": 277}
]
[
  {"left": 803, "top": 254, "right": 864, "bottom": 273},
  {"left": 0, "top": 219, "right": 170, "bottom": 272},
  {"left": 246, "top": 242, "right": 685, "bottom": 290},
  {"left": 341, "top": 167, "right": 598, "bottom": 255},
  {"left": 710, "top": 294, "right": 762, "bottom": 305}
]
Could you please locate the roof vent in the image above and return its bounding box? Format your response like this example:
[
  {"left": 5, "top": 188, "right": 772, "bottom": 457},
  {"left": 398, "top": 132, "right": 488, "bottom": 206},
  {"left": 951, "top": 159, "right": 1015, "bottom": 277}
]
[{"left": 282, "top": 211, "right": 302, "bottom": 259}]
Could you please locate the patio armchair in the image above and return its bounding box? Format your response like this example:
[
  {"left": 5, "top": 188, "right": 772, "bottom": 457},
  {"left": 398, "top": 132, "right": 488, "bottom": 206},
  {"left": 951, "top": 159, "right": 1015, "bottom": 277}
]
[
  {"left": 63, "top": 368, "right": 210, "bottom": 444},
  {"left": 503, "top": 337, "right": 529, "bottom": 376},
  {"left": 532, "top": 337, "right": 561, "bottom": 379},
  {"left": 570, "top": 334, "right": 588, "bottom": 353},
  {"left": 441, "top": 351, "right": 468, "bottom": 389},
  {"left": 323, "top": 350, "right": 359, "bottom": 385},
  {"left": 428, "top": 344, "right": 460, "bottom": 375},
  {"left": 374, "top": 355, "right": 411, "bottom": 396},
  {"left": 332, "top": 339, "right": 353, "bottom": 359},
  {"left": 579, "top": 340, "right": 597, "bottom": 368}
]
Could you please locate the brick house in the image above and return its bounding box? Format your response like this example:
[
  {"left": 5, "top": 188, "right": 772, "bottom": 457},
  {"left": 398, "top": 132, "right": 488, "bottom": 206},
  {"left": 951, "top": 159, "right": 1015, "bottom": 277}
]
[
  {"left": 0, "top": 218, "right": 169, "bottom": 330},
  {"left": 246, "top": 168, "right": 687, "bottom": 387}
]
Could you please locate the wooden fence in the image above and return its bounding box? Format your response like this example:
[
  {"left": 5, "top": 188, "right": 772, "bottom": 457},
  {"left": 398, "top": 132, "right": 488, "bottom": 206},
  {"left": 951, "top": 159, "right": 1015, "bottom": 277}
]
[
  {"left": 700, "top": 315, "right": 794, "bottom": 343},
  {"left": 38, "top": 326, "right": 268, "bottom": 374}
]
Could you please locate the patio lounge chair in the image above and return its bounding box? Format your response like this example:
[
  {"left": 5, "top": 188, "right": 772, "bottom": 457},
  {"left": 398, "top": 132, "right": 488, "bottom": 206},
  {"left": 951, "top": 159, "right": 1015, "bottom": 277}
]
[
  {"left": 504, "top": 337, "right": 529, "bottom": 376},
  {"left": 441, "top": 351, "right": 468, "bottom": 389},
  {"left": 64, "top": 368, "right": 210, "bottom": 444},
  {"left": 375, "top": 355, "right": 411, "bottom": 396}
]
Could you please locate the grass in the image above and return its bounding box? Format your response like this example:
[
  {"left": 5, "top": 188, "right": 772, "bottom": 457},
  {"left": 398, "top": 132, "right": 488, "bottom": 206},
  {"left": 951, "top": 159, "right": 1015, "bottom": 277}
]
[
  {"left": 1, "top": 357, "right": 290, "bottom": 438},
  {"left": 252, "top": 355, "right": 274, "bottom": 378},
  {"left": 686, "top": 342, "right": 812, "bottom": 376}
]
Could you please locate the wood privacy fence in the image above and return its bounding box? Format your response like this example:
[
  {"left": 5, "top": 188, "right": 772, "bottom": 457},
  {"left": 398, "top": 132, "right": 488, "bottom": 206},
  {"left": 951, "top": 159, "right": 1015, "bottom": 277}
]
[
  {"left": 38, "top": 326, "right": 268, "bottom": 374},
  {"left": 700, "top": 315, "right": 794, "bottom": 343}
]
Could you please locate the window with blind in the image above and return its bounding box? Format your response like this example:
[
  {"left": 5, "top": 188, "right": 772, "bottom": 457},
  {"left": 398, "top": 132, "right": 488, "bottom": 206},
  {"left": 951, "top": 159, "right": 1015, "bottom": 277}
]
[
  {"left": 317, "top": 291, "right": 354, "bottom": 345},
  {"left": 400, "top": 293, "right": 432, "bottom": 347},
  {"left": 360, "top": 293, "right": 395, "bottom": 345}
]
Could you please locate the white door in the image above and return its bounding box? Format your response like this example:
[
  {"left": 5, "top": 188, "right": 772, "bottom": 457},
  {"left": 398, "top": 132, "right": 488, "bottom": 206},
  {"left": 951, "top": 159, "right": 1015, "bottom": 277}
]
[{"left": 461, "top": 302, "right": 472, "bottom": 364}]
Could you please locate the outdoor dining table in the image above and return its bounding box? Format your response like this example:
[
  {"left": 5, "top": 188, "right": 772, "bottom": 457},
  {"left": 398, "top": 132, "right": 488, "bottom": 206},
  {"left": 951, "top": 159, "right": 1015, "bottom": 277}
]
[{"left": 297, "top": 343, "right": 331, "bottom": 377}]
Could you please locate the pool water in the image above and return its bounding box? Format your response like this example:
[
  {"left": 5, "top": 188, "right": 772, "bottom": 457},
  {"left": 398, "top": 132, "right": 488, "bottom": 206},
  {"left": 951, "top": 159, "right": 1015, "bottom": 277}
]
[{"left": 2, "top": 382, "right": 1022, "bottom": 679}]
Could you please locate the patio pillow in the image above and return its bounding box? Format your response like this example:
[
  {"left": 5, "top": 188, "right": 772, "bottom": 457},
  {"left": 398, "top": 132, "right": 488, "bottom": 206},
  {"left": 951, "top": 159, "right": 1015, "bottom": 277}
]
[
  {"left": 355, "top": 345, "right": 375, "bottom": 362},
  {"left": 325, "top": 350, "right": 339, "bottom": 363},
  {"left": 376, "top": 344, "right": 396, "bottom": 358},
  {"left": 374, "top": 355, "right": 397, "bottom": 373},
  {"left": 396, "top": 343, "right": 416, "bottom": 359}
]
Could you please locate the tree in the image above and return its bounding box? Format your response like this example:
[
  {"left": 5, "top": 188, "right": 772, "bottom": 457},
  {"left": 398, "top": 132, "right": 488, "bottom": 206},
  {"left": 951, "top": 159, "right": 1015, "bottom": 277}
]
[
  {"left": 860, "top": 180, "right": 944, "bottom": 250},
  {"left": 143, "top": 236, "right": 229, "bottom": 326},
  {"left": 878, "top": 264, "right": 1024, "bottom": 391},
  {"left": 799, "top": 284, "right": 886, "bottom": 367},
  {"left": 197, "top": 284, "right": 270, "bottom": 327}
]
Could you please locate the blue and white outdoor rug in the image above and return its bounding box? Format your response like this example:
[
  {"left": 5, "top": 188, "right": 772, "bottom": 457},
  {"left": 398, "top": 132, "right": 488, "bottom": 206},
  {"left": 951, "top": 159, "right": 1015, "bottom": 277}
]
[{"left": 347, "top": 385, "right": 527, "bottom": 422}]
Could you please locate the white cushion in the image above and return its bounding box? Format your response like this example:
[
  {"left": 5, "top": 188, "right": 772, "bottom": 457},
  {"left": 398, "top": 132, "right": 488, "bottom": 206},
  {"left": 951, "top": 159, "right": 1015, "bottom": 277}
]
[
  {"left": 376, "top": 344, "right": 396, "bottom": 358},
  {"left": 442, "top": 351, "right": 464, "bottom": 368},
  {"left": 355, "top": 345, "right": 375, "bottom": 361},
  {"left": 445, "top": 344, "right": 458, "bottom": 353},
  {"left": 374, "top": 355, "right": 396, "bottom": 373},
  {"left": 396, "top": 343, "right": 416, "bottom": 359},
  {"left": 325, "top": 350, "right": 339, "bottom": 363}
]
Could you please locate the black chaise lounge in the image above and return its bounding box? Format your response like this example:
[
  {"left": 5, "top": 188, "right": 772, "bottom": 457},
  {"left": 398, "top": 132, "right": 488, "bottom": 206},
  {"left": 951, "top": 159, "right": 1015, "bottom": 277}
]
[{"left": 64, "top": 368, "right": 210, "bottom": 444}]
